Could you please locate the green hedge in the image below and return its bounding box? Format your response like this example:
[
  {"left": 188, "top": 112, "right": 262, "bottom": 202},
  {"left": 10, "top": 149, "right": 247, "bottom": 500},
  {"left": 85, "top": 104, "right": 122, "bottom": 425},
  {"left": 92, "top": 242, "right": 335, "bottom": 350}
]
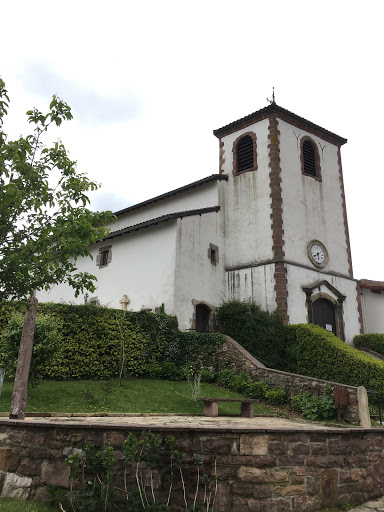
[
  {"left": 286, "top": 324, "right": 384, "bottom": 394},
  {"left": 0, "top": 303, "right": 180, "bottom": 380},
  {"left": 163, "top": 331, "right": 224, "bottom": 368},
  {"left": 216, "top": 301, "right": 286, "bottom": 369},
  {"left": 354, "top": 333, "right": 384, "bottom": 356},
  {"left": 0, "top": 302, "right": 225, "bottom": 380}
]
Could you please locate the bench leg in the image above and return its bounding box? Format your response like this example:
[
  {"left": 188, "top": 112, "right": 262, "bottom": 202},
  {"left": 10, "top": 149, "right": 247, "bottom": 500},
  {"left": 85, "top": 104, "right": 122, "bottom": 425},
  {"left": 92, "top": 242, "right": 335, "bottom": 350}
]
[
  {"left": 203, "top": 401, "right": 218, "bottom": 417},
  {"left": 241, "top": 402, "right": 253, "bottom": 418}
]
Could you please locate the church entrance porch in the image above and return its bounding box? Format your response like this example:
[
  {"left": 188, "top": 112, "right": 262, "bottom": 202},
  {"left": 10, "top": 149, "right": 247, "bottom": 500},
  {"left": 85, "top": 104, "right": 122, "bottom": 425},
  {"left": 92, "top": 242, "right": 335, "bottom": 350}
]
[{"left": 303, "top": 280, "right": 346, "bottom": 341}]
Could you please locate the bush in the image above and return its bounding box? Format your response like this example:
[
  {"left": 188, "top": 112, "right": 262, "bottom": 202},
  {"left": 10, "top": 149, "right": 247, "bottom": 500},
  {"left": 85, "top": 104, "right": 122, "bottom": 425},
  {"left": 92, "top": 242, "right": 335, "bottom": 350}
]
[
  {"left": 163, "top": 332, "right": 224, "bottom": 368},
  {"left": 199, "top": 367, "right": 215, "bottom": 383},
  {"left": 1, "top": 313, "right": 61, "bottom": 379},
  {"left": 285, "top": 324, "right": 384, "bottom": 395},
  {"left": 354, "top": 333, "right": 384, "bottom": 356},
  {"left": 265, "top": 387, "right": 287, "bottom": 405},
  {"left": 0, "top": 302, "right": 182, "bottom": 380},
  {"left": 216, "top": 301, "right": 286, "bottom": 370},
  {"left": 290, "top": 384, "right": 337, "bottom": 421},
  {"left": 247, "top": 380, "right": 268, "bottom": 400}
]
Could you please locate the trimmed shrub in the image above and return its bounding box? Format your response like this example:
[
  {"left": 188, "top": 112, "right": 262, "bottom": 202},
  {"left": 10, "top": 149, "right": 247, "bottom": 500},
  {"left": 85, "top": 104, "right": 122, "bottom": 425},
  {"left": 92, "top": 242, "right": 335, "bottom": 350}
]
[
  {"left": 163, "top": 331, "right": 224, "bottom": 368},
  {"left": 286, "top": 324, "right": 384, "bottom": 395},
  {"left": 1, "top": 313, "right": 61, "bottom": 379},
  {"left": 216, "top": 301, "right": 286, "bottom": 369},
  {"left": 0, "top": 302, "right": 180, "bottom": 380},
  {"left": 354, "top": 333, "right": 384, "bottom": 356}
]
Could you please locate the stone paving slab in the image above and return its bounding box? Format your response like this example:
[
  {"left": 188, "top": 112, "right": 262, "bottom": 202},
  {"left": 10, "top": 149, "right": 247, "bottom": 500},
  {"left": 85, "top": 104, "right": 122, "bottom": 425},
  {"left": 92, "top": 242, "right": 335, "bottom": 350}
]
[
  {"left": 1, "top": 414, "right": 351, "bottom": 431},
  {"left": 348, "top": 496, "right": 384, "bottom": 511}
]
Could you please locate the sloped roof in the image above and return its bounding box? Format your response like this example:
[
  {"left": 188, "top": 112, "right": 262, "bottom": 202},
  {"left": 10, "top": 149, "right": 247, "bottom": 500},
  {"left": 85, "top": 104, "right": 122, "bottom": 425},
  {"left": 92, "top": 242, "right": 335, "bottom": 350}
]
[
  {"left": 213, "top": 103, "right": 347, "bottom": 146},
  {"left": 104, "top": 206, "right": 220, "bottom": 241},
  {"left": 359, "top": 279, "right": 384, "bottom": 291},
  {"left": 114, "top": 174, "right": 228, "bottom": 217}
]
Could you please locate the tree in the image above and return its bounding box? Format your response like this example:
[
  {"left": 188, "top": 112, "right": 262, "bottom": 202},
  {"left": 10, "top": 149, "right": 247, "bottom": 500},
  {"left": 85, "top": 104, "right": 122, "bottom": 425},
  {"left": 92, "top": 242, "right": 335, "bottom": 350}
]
[
  {"left": 0, "top": 78, "right": 114, "bottom": 301},
  {"left": 0, "top": 79, "right": 115, "bottom": 419}
]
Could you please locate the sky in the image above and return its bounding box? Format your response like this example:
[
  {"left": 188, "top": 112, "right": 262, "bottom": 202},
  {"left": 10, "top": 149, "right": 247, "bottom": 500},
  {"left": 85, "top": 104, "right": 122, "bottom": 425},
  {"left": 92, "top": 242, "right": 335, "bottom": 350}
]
[{"left": 1, "top": 0, "right": 383, "bottom": 281}]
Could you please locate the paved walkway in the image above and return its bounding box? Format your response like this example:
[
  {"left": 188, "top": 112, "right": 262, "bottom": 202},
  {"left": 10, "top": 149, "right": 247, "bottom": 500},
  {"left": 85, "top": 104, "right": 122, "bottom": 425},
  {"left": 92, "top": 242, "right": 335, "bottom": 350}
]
[
  {"left": 7, "top": 413, "right": 350, "bottom": 430},
  {"left": 348, "top": 496, "right": 384, "bottom": 511}
]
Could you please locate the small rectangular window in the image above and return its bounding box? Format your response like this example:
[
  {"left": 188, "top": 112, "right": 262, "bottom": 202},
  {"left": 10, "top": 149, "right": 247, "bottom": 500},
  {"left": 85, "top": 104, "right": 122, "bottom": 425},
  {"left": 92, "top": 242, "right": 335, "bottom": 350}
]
[
  {"left": 100, "top": 250, "right": 109, "bottom": 266},
  {"left": 97, "top": 245, "right": 112, "bottom": 268},
  {"left": 208, "top": 243, "right": 219, "bottom": 265}
]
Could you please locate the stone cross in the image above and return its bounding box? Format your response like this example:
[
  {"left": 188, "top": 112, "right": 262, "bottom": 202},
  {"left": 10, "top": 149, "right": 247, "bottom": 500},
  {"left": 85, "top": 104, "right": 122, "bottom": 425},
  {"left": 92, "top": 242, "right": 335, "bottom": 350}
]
[{"left": 119, "top": 294, "right": 130, "bottom": 311}]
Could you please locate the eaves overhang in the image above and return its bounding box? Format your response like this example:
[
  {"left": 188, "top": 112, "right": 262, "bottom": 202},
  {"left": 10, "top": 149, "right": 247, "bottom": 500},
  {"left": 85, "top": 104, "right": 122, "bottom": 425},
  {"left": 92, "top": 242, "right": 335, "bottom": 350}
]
[
  {"left": 113, "top": 175, "right": 228, "bottom": 217},
  {"left": 103, "top": 206, "right": 221, "bottom": 241},
  {"left": 213, "top": 103, "right": 347, "bottom": 147}
]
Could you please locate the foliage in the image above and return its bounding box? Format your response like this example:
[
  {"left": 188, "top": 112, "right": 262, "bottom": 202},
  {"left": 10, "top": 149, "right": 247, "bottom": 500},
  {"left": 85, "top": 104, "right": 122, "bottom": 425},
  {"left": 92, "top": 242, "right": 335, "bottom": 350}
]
[
  {"left": 265, "top": 387, "right": 287, "bottom": 406},
  {"left": 0, "top": 303, "right": 179, "bottom": 380},
  {"left": 0, "top": 79, "right": 114, "bottom": 302},
  {"left": 285, "top": 324, "right": 384, "bottom": 395},
  {"left": 290, "top": 384, "right": 337, "bottom": 421},
  {"left": 52, "top": 431, "right": 219, "bottom": 512},
  {"left": 163, "top": 332, "right": 224, "bottom": 369},
  {"left": 216, "top": 301, "right": 286, "bottom": 369},
  {"left": 354, "top": 333, "right": 384, "bottom": 356},
  {"left": 216, "top": 369, "right": 285, "bottom": 404},
  {"left": 1, "top": 313, "right": 61, "bottom": 379}
]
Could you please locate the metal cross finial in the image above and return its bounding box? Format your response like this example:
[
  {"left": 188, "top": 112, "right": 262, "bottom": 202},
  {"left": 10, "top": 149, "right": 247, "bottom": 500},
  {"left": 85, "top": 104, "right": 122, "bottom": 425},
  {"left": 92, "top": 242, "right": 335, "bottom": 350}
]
[{"left": 267, "top": 87, "right": 276, "bottom": 105}]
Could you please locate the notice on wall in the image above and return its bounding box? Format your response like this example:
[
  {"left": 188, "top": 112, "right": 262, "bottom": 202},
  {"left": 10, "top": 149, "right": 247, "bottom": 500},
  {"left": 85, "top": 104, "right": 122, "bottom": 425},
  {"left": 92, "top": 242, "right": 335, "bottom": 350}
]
[{"left": 325, "top": 324, "right": 333, "bottom": 331}]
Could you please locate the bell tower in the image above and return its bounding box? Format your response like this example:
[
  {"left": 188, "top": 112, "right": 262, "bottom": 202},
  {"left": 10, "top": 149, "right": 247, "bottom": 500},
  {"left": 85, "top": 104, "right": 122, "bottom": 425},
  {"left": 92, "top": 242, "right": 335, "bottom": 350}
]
[{"left": 214, "top": 103, "right": 363, "bottom": 342}]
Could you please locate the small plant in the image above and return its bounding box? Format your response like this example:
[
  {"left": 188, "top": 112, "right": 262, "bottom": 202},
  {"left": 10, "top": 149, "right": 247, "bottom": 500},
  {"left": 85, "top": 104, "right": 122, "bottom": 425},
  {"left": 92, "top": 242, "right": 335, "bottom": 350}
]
[
  {"left": 265, "top": 387, "right": 287, "bottom": 406},
  {"left": 247, "top": 380, "right": 268, "bottom": 400},
  {"left": 290, "top": 384, "right": 337, "bottom": 421},
  {"left": 53, "top": 432, "right": 220, "bottom": 512}
]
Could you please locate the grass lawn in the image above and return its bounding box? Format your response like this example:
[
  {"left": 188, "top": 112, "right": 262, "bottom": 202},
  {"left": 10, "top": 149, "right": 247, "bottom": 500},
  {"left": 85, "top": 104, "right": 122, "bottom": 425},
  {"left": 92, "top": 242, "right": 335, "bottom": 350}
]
[
  {"left": 0, "top": 378, "right": 274, "bottom": 416},
  {"left": 0, "top": 499, "right": 57, "bottom": 511}
]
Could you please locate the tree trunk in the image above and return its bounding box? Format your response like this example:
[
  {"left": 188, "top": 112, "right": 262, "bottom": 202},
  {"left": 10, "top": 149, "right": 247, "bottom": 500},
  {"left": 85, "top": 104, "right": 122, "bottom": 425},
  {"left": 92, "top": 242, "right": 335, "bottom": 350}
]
[{"left": 9, "top": 295, "right": 38, "bottom": 420}]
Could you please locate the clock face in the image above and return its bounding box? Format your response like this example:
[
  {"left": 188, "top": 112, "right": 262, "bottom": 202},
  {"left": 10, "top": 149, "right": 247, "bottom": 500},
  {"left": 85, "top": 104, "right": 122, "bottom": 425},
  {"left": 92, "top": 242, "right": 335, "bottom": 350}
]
[
  {"left": 307, "top": 240, "right": 328, "bottom": 268},
  {"left": 310, "top": 244, "right": 324, "bottom": 264}
]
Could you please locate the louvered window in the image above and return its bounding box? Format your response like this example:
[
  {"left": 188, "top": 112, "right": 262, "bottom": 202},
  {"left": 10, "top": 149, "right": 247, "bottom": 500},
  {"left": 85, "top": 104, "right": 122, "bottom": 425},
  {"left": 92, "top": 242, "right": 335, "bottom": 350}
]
[
  {"left": 237, "top": 135, "right": 254, "bottom": 172},
  {"left": 303, "top": 140, "right": 317, "bottom": 177}
]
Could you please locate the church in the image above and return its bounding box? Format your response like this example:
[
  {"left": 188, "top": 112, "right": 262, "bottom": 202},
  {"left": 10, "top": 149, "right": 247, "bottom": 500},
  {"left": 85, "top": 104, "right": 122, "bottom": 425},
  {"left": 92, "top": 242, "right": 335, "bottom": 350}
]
[{"left": 38, "top": 102, "right": 369, "bottom": 343}]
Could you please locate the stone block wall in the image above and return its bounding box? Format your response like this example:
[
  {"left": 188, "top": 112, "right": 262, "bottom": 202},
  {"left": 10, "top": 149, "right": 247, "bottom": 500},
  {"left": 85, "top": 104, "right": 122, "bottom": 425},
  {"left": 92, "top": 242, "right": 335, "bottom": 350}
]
[
  {"left": 217, "top": 336, "right": 360, "bottom": 424},
  {"left": 1, "top": 420, "right": 384, "bottom": 511}
]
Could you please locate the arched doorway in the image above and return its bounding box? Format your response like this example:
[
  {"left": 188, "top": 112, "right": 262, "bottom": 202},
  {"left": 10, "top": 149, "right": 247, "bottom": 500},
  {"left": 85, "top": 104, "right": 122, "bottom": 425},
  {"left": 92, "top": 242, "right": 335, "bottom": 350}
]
[
  {"left": 312, "top": 298, "right": 336, "bottom": 334},
  {"left": 195, "top": 304, "right": 211, "bottom": 332}
]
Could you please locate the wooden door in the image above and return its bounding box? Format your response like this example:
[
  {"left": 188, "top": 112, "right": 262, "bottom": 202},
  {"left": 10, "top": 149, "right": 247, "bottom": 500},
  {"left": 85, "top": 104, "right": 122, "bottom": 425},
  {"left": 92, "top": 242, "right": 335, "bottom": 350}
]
[
  {"left": 312, "top": 298, "right": 336, "bottom": 334},
  {"left": 196, "top": 304, "right": 210, "bottom": 332}
]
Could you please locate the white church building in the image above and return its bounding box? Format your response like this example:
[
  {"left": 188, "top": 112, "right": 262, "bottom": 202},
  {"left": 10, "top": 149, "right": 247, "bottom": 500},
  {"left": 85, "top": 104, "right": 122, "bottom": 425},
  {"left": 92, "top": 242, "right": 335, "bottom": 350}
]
[{"left": 38, "top": 102, "right": 369, "bottom": 343}]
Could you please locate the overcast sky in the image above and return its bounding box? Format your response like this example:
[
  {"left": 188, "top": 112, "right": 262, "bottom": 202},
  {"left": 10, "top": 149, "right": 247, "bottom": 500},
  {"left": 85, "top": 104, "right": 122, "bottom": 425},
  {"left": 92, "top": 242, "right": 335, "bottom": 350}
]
[{"left": 2, "top": 0, "right": 383, "bottom": 281}]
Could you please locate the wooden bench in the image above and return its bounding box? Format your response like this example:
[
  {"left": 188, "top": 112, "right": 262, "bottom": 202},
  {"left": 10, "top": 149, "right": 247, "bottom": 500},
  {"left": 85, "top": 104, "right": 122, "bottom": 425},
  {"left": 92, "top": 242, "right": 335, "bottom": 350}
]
[{"left": 197, "top": 397, "right": 259, "bottom": 418}]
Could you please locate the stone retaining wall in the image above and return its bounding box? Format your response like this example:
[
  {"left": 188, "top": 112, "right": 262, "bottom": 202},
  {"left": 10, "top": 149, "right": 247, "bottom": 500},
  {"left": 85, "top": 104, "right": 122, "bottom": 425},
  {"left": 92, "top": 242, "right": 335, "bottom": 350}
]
[
  {"left": 1, "top": 420, "right": 384, "bottom": 511},
  {"left": 217, "top": 336, "right": 360, "bottom": 424}
]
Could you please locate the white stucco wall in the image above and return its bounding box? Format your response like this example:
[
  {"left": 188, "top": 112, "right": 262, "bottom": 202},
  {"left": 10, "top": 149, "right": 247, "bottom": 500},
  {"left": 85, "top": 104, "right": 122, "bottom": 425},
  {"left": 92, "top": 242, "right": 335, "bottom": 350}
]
[
  {"left": 173, "top": 210, "right": 226, "bottom": 330},
  {"left": 38, "top": 221, "right": 178, "bottom": 313},
  {"left": 361, "top": 289, "right": 384, "bottom": 334},
  {"left": 278, "top": 119, "right": 350, "bottom": 276},
  {"left": 111, "top": 181, "right": 220, "bottom": 232},
  {"left": 285, "top": 264, "right": 361, "bottom": 343},
  {"left": 219, "top": 119, "right": 274, "bottom": 266},
  {"left": 226, "top": 264, "right": 276, "bottom": 312}
]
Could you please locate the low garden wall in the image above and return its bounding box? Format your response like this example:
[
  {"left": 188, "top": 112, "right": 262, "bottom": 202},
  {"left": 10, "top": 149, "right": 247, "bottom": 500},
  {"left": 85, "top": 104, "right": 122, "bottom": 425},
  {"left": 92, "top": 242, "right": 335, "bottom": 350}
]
[
  {"left": 217, "top": 336, "right": 360, "bottom": 424},
  {"left": 1, "top": 419, "right": 384, "bottom": 511}
]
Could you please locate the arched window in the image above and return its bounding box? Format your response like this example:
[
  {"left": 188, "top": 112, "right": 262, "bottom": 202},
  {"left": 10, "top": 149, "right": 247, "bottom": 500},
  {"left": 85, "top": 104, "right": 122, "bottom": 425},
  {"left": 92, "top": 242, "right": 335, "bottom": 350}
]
[
  {"left": 300, "top": 137, "right": 321, "bottom": 181},
  {"left": 232, "top": 132, "right": 257, "bottom": 176}
]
